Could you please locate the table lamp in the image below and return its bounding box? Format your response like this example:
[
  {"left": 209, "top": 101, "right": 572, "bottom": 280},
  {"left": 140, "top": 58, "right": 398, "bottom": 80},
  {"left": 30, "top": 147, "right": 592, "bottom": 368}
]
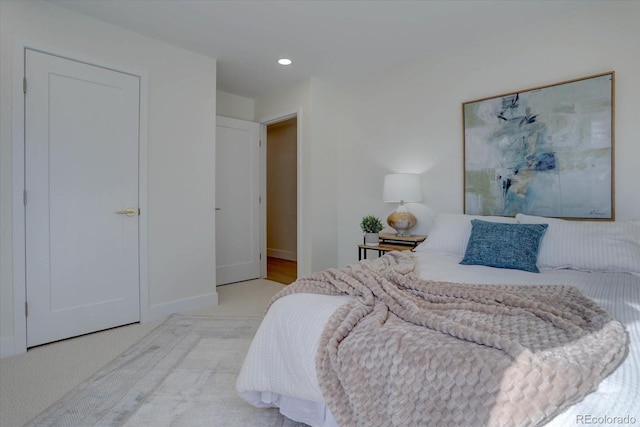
[{"left": 383, "top": 173, "right": 422, "bottom": 236}]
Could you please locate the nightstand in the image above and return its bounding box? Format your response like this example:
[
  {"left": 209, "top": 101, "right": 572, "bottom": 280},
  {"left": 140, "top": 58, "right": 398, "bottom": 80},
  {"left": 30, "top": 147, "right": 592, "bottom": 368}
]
[{"left": 358, "top": 233, "right": 427, "bottom": 260}]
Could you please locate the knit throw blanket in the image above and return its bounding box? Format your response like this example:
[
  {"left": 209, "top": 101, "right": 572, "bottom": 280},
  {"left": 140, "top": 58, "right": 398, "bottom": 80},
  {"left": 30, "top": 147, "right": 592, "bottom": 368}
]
[{"left": 271, "top": 252, "right": 628, "bottom": 427}]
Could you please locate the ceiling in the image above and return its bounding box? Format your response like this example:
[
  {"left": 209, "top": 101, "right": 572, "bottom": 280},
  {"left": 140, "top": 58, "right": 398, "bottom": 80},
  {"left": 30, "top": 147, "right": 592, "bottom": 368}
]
[{"left": 48, "top": 0, "right": 592, "bottom": 100}]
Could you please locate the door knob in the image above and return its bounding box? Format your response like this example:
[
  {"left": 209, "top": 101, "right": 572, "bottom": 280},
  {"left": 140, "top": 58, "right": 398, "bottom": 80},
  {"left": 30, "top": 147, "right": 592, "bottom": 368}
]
[{"left": 116, "top": 208, "right": 137, "bottom": 217}]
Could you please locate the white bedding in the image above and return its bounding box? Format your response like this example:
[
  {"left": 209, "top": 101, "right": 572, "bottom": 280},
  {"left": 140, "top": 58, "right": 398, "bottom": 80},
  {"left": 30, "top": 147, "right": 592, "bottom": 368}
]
[{"left": 236, "top": 251, "right": 640, "bottom": 426}]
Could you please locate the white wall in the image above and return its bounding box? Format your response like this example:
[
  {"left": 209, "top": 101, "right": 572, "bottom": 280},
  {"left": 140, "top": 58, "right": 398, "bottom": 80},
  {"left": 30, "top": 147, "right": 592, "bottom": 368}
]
[
  {"left": 217, "top": 90, "right": 255, "bottom": 121},
  {"left": 334, "top": 1, "right": 640, "bottom": 267},
  {"left": 307, "top": 79, "right": 341, "bottom": 272},
  {"left": 0, "top": 1, "right": 218, "bottom": 357}
]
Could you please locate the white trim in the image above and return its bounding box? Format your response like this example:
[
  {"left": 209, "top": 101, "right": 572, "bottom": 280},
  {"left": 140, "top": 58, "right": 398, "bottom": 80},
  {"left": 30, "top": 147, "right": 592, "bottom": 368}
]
[
  {"left": 147, "top": 292, "right": 219, "bottom": 322},
  {"left": 0, "top": 336, "right": 15, "bottom": 359},
  {"left": 259, "top": 125, "right": 266, "bottom": 277},
  {"left": 295, "top": 110, "right": 304, "bottom": 276},
  {"left": 138, "top": 66, "right": 150, "bottom": 323},
  {"left": 260, "top": 112, "right": 298, "bottom": 125},
  {"left": 259, "top": 109, "right": 304, "bottom": 279},
  {"left": 10, "top": 39, "right": 150, "bottom": 357},
  {"left": 12, "top": 39, "right": 28, "bottom": 357}
]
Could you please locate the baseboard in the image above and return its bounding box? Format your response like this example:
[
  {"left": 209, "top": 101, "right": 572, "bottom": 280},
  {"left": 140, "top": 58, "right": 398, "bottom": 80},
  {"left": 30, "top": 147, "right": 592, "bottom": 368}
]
[
  {"left": 148, "top": 291, "right": 219, "bottom": 322},
  {"left": 0, "top": 335, "right": 15, "bottom": 359},
  {"left": 266, "top": 248, "right": 297, "bottom": 261},
  {"left": 0, "top": 292, "right": 219, "bottom": 359},
  {"left": 1, "top": 293, "right": 219, "bottom": 358}
]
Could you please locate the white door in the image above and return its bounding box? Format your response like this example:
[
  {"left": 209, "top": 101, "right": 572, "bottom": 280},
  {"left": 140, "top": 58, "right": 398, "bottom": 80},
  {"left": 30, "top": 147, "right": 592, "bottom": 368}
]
[
  {"left": 216, "top": 116, "right": 261, "bottom": 285},
  {"left": 25, "top": 49, "right": 140, "bottom": 347}
]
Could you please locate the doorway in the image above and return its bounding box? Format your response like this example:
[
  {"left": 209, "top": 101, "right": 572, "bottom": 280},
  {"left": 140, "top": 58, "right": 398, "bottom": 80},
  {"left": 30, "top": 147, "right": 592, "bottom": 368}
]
[
  {"left": 12, "top": 43, "right": 149, "bottom": 356},
  {"left": 23, "top": 48, "right": 141, "bottom": 347},
  {"left": 215, "top": 116, "right": 261, "bottom": 285},
  {"left": 265, "top": 118, "right": 298, "bottom": 284}
]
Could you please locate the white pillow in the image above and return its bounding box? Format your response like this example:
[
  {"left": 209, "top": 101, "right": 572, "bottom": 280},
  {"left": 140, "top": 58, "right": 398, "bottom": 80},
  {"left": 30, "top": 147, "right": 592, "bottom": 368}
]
[
  {"left": 516, "top": 213, "right": 640, "bottom": 274},
  {"left": 414, "top": 213, "right": 517, "bottom": 257}
]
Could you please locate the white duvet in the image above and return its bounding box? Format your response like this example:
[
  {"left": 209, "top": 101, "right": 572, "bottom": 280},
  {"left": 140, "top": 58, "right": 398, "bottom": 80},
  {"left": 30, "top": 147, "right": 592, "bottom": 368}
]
[{"left": 236, "top": 251, "right": 640, "bottom": 426}]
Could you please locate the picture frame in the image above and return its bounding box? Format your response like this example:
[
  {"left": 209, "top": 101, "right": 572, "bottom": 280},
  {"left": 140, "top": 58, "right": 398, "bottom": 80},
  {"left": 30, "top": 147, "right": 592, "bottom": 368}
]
[{"left": 462, "top": 72, "right": 615, "bottom": 220}]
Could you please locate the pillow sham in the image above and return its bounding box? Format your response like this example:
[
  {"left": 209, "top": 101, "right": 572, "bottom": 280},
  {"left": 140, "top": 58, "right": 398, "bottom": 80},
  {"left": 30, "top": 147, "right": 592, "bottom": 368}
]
[
  {"left": 516, "top": 213, "right": 640, "bottom": 275},
  {"left": 414, "top": 213, "right": 517, "bottom": 257},
  {"left": 460, "top": 220, "right": 548, "bottom": 273}
]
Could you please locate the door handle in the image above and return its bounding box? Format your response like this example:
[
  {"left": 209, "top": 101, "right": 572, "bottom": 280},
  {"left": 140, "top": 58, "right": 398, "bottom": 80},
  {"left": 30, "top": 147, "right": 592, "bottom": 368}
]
[{"left": 116, "top": 208, "right": 137, "bottom": 217}]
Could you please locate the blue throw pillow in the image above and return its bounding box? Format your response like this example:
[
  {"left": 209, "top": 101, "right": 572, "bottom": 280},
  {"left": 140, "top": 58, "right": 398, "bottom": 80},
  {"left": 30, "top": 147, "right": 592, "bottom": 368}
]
[{"left": 460, "top": 220, "right": 548, "bottom": 273}]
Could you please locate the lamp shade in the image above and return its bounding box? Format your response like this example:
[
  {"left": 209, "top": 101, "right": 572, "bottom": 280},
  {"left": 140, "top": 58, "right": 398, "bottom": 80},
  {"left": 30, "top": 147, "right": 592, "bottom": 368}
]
[{"left": 383, "top": 174, "right": 422, "bottom": 203}]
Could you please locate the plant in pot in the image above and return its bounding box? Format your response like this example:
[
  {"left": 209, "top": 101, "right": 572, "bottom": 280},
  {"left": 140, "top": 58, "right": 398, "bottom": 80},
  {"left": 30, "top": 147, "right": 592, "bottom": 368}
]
[{"left": 360, "top": 215, "right": 384, "bottom": 246}]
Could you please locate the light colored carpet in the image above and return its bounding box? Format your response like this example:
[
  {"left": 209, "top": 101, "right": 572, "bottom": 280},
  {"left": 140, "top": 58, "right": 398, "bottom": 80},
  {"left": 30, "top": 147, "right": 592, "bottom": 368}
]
[
  {"left": 26, "top": 315, "right": 305, "bottom": 427},
  {"left": 0, "top": 279, "right": 286, "bottom": 426}
]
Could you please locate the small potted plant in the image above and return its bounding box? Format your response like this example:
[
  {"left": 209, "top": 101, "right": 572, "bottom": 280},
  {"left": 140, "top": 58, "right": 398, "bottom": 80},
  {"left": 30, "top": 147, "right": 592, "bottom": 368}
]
[{"left": 360, "top": 215, "right": 384, "bottom": 246}]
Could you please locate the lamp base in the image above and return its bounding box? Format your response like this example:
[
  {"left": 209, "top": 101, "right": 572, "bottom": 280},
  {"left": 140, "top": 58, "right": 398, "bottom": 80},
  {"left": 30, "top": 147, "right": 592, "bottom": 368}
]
[{"left": 387, "top": 209, "right": 417, "bottom": 237}]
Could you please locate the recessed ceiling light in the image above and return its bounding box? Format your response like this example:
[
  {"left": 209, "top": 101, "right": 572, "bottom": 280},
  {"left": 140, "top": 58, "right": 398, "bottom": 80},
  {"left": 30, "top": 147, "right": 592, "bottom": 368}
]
[{"left": 278, "top": 58, "right": 292, "bottom": 66}]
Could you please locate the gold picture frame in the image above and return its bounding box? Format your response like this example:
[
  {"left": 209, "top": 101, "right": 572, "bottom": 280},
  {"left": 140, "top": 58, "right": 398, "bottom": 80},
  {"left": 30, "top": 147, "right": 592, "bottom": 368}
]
[{"left": 462, "top": 71, "right": 615, "bottom": 219}]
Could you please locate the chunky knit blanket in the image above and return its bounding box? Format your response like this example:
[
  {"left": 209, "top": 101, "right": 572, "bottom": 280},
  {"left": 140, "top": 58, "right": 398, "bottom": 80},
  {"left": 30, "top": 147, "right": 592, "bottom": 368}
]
[{"left": 271, "top": 251, "right": 628, "bottom": 427}]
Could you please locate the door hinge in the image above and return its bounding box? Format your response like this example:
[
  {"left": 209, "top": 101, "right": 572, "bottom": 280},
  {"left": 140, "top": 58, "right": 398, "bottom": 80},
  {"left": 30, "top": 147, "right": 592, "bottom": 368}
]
[
  {"left": 260, "top": 253, "right": 262, "bottom": 260},
  {"left": 23, "top": 190, "right": 27, "bottom": 206},
  {"left": 259, "top": 196, "right": 261, "bottom": 204},
  {"left": 23, "top": 77, "right": 27, "bottom": 94},
  {"left": 25, "top": 302, "right": 28, "bottom": 317},
  {"left": 259, "top": 140, "right": 262, "bottom": 147}
]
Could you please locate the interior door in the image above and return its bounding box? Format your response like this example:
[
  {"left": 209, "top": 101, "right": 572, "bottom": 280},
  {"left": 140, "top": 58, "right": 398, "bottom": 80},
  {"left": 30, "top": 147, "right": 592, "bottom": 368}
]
[
  {"left": 216, "top": 116, "right": 261, "bottom": 285},
  {"left": 25, "top": 49, "right": 140, "bottom": 347}
]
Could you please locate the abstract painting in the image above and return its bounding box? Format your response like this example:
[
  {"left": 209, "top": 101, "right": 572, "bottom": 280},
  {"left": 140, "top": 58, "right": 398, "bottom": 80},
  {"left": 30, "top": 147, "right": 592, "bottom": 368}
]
[{"left": 463, "top": 72, "right": 614, "bottom": 219}]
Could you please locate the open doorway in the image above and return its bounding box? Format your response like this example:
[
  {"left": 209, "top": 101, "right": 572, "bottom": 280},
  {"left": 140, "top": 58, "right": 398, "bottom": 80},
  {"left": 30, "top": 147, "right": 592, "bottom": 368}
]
[{"left": 265, "top": 117, "right": 298, "bottom": 284}]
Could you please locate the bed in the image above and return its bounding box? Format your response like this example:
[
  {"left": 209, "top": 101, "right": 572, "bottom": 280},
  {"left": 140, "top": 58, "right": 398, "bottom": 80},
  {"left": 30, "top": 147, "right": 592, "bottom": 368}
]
[{"left": 236, "top": 213, "right": 640, "bottom": 426}]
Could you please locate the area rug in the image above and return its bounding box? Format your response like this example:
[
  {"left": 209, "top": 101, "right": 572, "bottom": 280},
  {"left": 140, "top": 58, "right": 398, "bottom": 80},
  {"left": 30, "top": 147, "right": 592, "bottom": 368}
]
[{"left": 27, "top": 315, "right": 306, "bottom": 427}]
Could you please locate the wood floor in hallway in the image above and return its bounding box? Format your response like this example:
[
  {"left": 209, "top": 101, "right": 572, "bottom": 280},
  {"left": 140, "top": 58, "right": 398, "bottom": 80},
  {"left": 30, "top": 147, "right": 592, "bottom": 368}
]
[{"left": 266, "top": 256, "right": 297, "bottom": 285}]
